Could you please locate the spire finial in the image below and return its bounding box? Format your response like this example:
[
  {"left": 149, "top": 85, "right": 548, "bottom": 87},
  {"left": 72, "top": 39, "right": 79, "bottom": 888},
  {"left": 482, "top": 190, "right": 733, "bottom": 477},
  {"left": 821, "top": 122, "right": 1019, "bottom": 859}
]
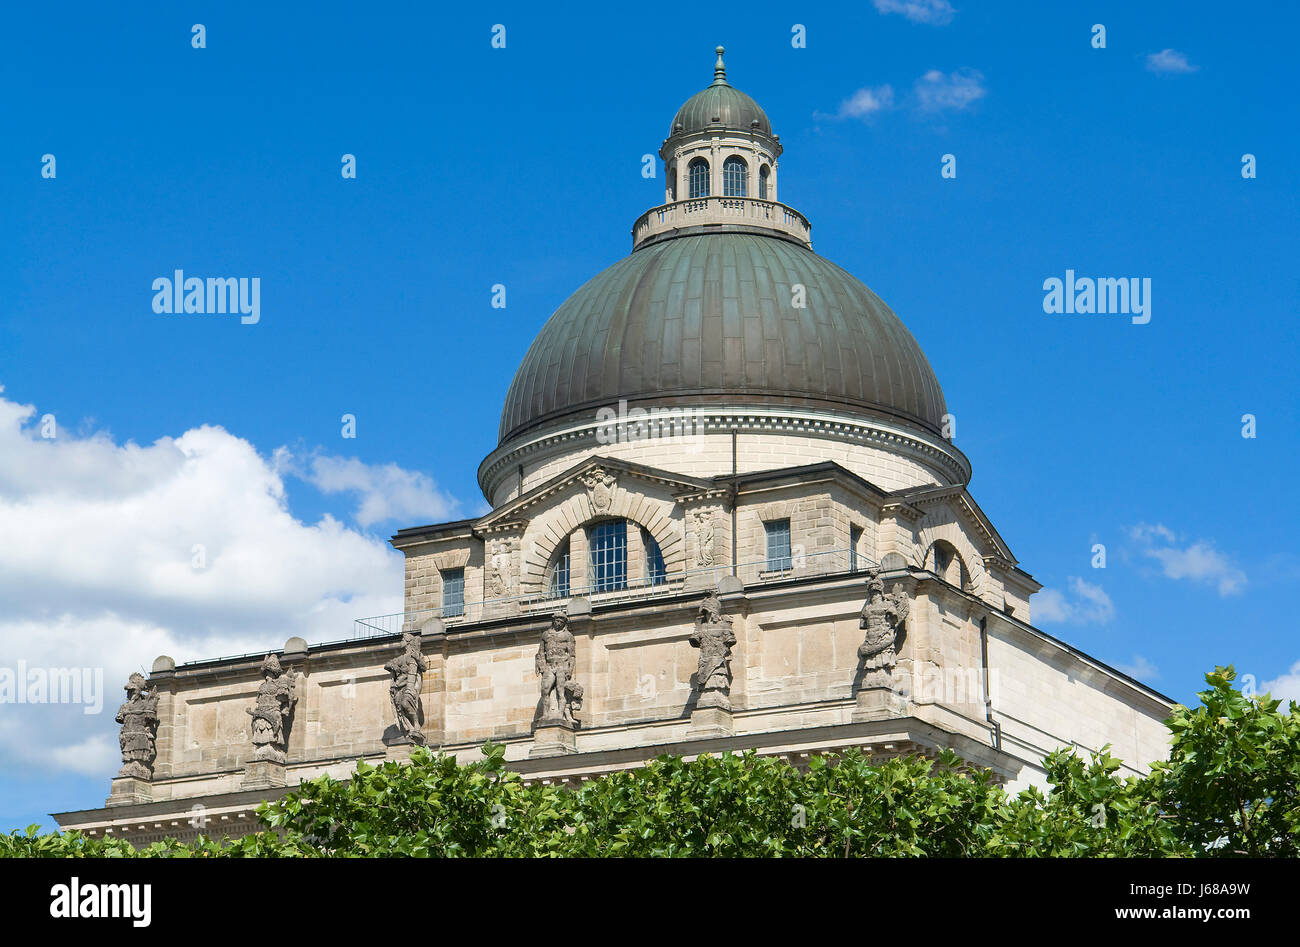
[{"left": 713, "top": 45, "right": 727, "bottom": 85}]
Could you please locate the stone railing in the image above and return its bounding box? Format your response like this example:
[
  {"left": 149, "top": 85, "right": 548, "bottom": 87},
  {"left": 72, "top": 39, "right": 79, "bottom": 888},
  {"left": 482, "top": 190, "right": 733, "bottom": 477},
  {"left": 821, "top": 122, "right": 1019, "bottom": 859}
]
[{"left": 631, "top": 197, "right": 812, "bottom": 250}]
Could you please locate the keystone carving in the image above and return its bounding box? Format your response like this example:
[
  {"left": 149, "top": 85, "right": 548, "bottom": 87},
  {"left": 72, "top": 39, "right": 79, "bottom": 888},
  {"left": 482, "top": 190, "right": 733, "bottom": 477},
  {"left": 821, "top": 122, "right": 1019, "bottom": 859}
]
[{"left": 580, "top": 466, "right": 618, "bottom": 515}]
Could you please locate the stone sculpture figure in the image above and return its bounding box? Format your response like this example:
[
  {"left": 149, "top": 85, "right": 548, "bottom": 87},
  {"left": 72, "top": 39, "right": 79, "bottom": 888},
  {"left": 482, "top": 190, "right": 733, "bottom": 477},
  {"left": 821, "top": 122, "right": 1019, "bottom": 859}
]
[
  {"left": 858, "top": 567, "right": 910, "bottom": 688},
  {"left": 689, "top": 589, "right": 737, "bottom": 710},
  {"left": 384, "top": 632, "right": 427, "bottom": 745},
  {"left": 693, "top": 510, "right": 717, "bottom": 567},
  {"left": 246, "top": 654, "right": 297, "bottom": 762},
  {"left": 486, "top": 536, "right": 518, "bottom": 598},
  {"left": 115, "top": 672, "right": 159, "bottom": 779},
  {"left": 536, "top": 612, "right": 581, "bottom": 725}
]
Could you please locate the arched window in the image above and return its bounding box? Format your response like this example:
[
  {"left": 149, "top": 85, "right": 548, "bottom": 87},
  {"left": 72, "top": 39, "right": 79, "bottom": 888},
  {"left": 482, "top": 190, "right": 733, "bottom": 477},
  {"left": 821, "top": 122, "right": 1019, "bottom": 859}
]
[
  {"left": 723, "top": 155, "right": 748, "bottom": 197},
  {"left": 668, "top": 164, "right": 677, "bottom": 201},
  {"left": 547, "top": 539, "right": 571, "bottom": 598},
  {"left": 688, "top": 158, "right": 710, "bottom": 198},
  {"left": 928, "top": 540, "right": 964, "bottom": 587},
  {"left": 642, "top": 528, "right": 666, "bottom": 586},
  {"left": 759, "top": 164, "right": 770, "bottom": 200},
  {"left": 589, "top": 520, "right": 628, "bottom": 592}
]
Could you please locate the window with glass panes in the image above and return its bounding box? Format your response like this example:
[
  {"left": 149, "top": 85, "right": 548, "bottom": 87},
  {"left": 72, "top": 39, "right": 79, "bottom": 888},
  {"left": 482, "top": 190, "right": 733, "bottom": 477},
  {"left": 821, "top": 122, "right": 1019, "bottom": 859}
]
[
  {"left": 642, "top": 528, "right": 666, "bottom": 585},
  {"left": 442, "top": 568, "right": 465, "bottom": 618},
  {"left": 723, "top": 156, "right": 747, "bottom": 196},
  {"left": 850, "top": 526, "right": 862, "bottom": 572},
  {"left": 765, "top": 519, "right": 792, "bottom": 571},
  {"left": 759, "top": 164, "right": 769, "bottom": 199},
  {"left": 548, "top": 540, "right": 570, "bottom": 598},
  {"left": 688, "top": 158, "right": 710, "bottom": 198},
  {"left": 589, "top": 520, "right": 628, "bottom": 592}
]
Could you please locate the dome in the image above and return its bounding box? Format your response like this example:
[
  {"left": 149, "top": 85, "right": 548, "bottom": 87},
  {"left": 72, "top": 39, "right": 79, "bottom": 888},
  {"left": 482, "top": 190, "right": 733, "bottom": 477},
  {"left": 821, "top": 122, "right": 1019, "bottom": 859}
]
[
  {"left": 498, "top": 233, "right": 947, "bottom": 444},
  {"left": 670, "top": 84, "right": 771, "bottom": 137},
  {"left": 668, "top": 46, "right": 772, "bottom": 137}
]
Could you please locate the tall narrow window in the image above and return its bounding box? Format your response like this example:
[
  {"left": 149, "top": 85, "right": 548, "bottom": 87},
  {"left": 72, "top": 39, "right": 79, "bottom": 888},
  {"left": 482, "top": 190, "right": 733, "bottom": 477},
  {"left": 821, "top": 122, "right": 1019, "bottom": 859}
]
[
  {"left": 548, "top": 539, "right": 571, "bottom": 598},
  {"left": 642, "top": 528, "right": 666, "bottom": 586},
  {"left": 933, "top": 544, "right": 952, "bottom": 578},
  {"left": 669, "top": 165, "right": 677, "bottom": 201},
  {"left": 849, "top": 526, "right": 862, "bottom": 573},
  {"left": 442, "top": 568, "right": 465, "bottom": 618},
  {"left": 723, "top": 155, "right": 748, "bottom": 197},
  {"left": 759, "top": 164, "right": 770, "bottom": 200},
  {"left": 688, "top": 158, "right": 710, "bottom": 198},
  {"left": 765, "top": 519, "right": 792, "bottom": 571},
  {"left": 589, "top": 520, "right": 628, "bottom": 592}
]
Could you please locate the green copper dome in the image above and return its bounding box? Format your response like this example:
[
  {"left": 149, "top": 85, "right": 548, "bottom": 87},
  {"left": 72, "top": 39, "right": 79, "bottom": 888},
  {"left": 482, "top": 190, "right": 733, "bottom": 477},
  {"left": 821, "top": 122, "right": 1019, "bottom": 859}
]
[
  {"left": 668, "top": 46, "right": 772, "bottom": 137},
  {"left": 498, "top": 233, "right": 948, "bottom": 444}
]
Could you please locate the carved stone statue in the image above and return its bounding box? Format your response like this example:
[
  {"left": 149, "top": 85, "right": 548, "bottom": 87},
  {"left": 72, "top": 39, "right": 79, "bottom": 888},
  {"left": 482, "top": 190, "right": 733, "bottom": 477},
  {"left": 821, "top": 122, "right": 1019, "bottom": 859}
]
[
  {"left": 246, "top": 654, "right": 297, "bottom": 762},
  {"left": 693, "top": 509, "right": 717, "bottom": 567},
  {"left": 536, "top": 613, "right": 581, "bottom": 725},
  {"left": 384, "top": 632, "right": 427, "bottom": 745},
  {"left": 115, "top": 672, "right": 159, "bottom": 779},
  {"left": 690, "top": 589, "right": 737, "bottom": 710},
  {"left": 858, "top": 567, "right": 910, "bottom": 688}
]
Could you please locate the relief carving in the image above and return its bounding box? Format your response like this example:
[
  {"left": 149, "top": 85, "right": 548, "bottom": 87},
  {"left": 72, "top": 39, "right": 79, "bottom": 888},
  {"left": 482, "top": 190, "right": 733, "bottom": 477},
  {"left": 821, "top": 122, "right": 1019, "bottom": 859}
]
[
  {"left": 692, "top": 509, "right": 717, "bottom": 567},
  {"left": 580, "top": 466, "right": 618, "bottom": 515}
]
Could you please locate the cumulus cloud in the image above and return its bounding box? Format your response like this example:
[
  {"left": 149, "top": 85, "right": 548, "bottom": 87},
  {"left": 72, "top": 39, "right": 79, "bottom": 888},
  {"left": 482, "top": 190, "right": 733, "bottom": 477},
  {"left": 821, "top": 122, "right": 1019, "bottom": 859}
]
[
  {"left": 1262, "top": 661, "right": 1300, "bottom": 706},
  {"left": 292, "top": 453, "right": 460, "bottom": 528},
  {"left": 0, "top": 386, "right": 452, "bottom": 782},
  {"left": 816, "top": 85, "right": 896, "bottom": 121},
  {"left": 1127, "top": 522, "right": 1245, "bottom": 596},
  {"left": 873, "top": 0, "right": 955, "bottom": 25},
  {"left": 914, "top": 68, "right": 987, "bottom": 112},
  {"left": 1034, "top": 576, "right": 1115, "bottom": 625},
  {"left": 1146, "top": 49, "right": 1197, "bottom": 74}
]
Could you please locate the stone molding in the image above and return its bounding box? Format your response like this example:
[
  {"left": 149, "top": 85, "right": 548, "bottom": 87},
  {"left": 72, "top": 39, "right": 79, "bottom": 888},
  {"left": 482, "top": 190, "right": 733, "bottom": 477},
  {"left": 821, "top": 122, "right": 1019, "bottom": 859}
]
[{"left": 479, "top": 406, "right": 971, "bottom": 504}]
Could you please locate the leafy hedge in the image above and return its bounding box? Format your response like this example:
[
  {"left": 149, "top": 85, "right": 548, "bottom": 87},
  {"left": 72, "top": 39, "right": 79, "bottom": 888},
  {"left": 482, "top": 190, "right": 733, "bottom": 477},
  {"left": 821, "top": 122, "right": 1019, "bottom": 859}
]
[{"left": 4, "top": 667, "right": 1296, "bottom": 857}]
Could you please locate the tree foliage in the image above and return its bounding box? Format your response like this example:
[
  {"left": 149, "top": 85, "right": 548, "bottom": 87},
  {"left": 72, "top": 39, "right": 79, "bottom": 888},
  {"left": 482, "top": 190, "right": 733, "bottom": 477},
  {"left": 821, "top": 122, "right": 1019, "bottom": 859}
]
[{"left": 3, "top": 666, "right": 1295, "bottom": 858}]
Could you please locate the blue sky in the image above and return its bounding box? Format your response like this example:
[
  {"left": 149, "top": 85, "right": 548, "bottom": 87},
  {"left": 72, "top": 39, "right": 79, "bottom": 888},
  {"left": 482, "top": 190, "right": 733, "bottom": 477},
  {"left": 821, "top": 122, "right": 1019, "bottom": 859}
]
[{"left": 1, "top": 1, "right": 1297, "bottom": 831}]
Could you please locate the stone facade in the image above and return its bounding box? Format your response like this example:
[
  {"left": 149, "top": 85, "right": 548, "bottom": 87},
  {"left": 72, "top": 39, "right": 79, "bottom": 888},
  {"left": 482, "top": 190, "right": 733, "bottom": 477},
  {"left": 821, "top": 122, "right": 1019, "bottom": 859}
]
[
  {"left": 52, "top": 48, "right": 1175, "bottom": 843},
  {"left": 54, "top": 453, "right": 1172, "bottom": 840}
]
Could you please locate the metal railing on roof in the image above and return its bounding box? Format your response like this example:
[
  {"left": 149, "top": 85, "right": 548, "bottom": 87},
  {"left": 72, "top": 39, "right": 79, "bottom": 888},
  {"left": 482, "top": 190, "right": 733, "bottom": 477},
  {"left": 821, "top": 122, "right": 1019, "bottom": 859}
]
[{"left": 351, "top": 546, "right": 875, "bottom": 641}]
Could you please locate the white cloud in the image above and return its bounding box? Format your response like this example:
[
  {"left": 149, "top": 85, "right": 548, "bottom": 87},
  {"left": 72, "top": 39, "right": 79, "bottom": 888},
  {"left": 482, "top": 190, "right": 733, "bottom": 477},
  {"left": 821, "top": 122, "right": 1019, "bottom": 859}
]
[
  {"left": 1034, "top": 576, "right": 1115, "bottom": 625},
  {"left": 1115, "top": 655, "right": 1159, "bottom": 682},
  {"left": 1262, "top": 661, "right": 1300, "bottom": 705},
  {"left": 873, "top": 0, "right": 955, "bottom": 25},
  {"left": 1146, "top": 49, "right": 1197, "bottom": 74},
  {"left": 817, "top": 85, "right": 896, "bottom": 121},
  {"left": 914, "top": 68, "right": 986, "bottom": 112},
  {"left": 1127, "top": 522, "right": 1245, "bottom": 596},
  {"left": 0, "top": 386, "right": 452, "bottom": 783},
  {"left": 295, "top": 453, "right": 460, "bottom": 528}
]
